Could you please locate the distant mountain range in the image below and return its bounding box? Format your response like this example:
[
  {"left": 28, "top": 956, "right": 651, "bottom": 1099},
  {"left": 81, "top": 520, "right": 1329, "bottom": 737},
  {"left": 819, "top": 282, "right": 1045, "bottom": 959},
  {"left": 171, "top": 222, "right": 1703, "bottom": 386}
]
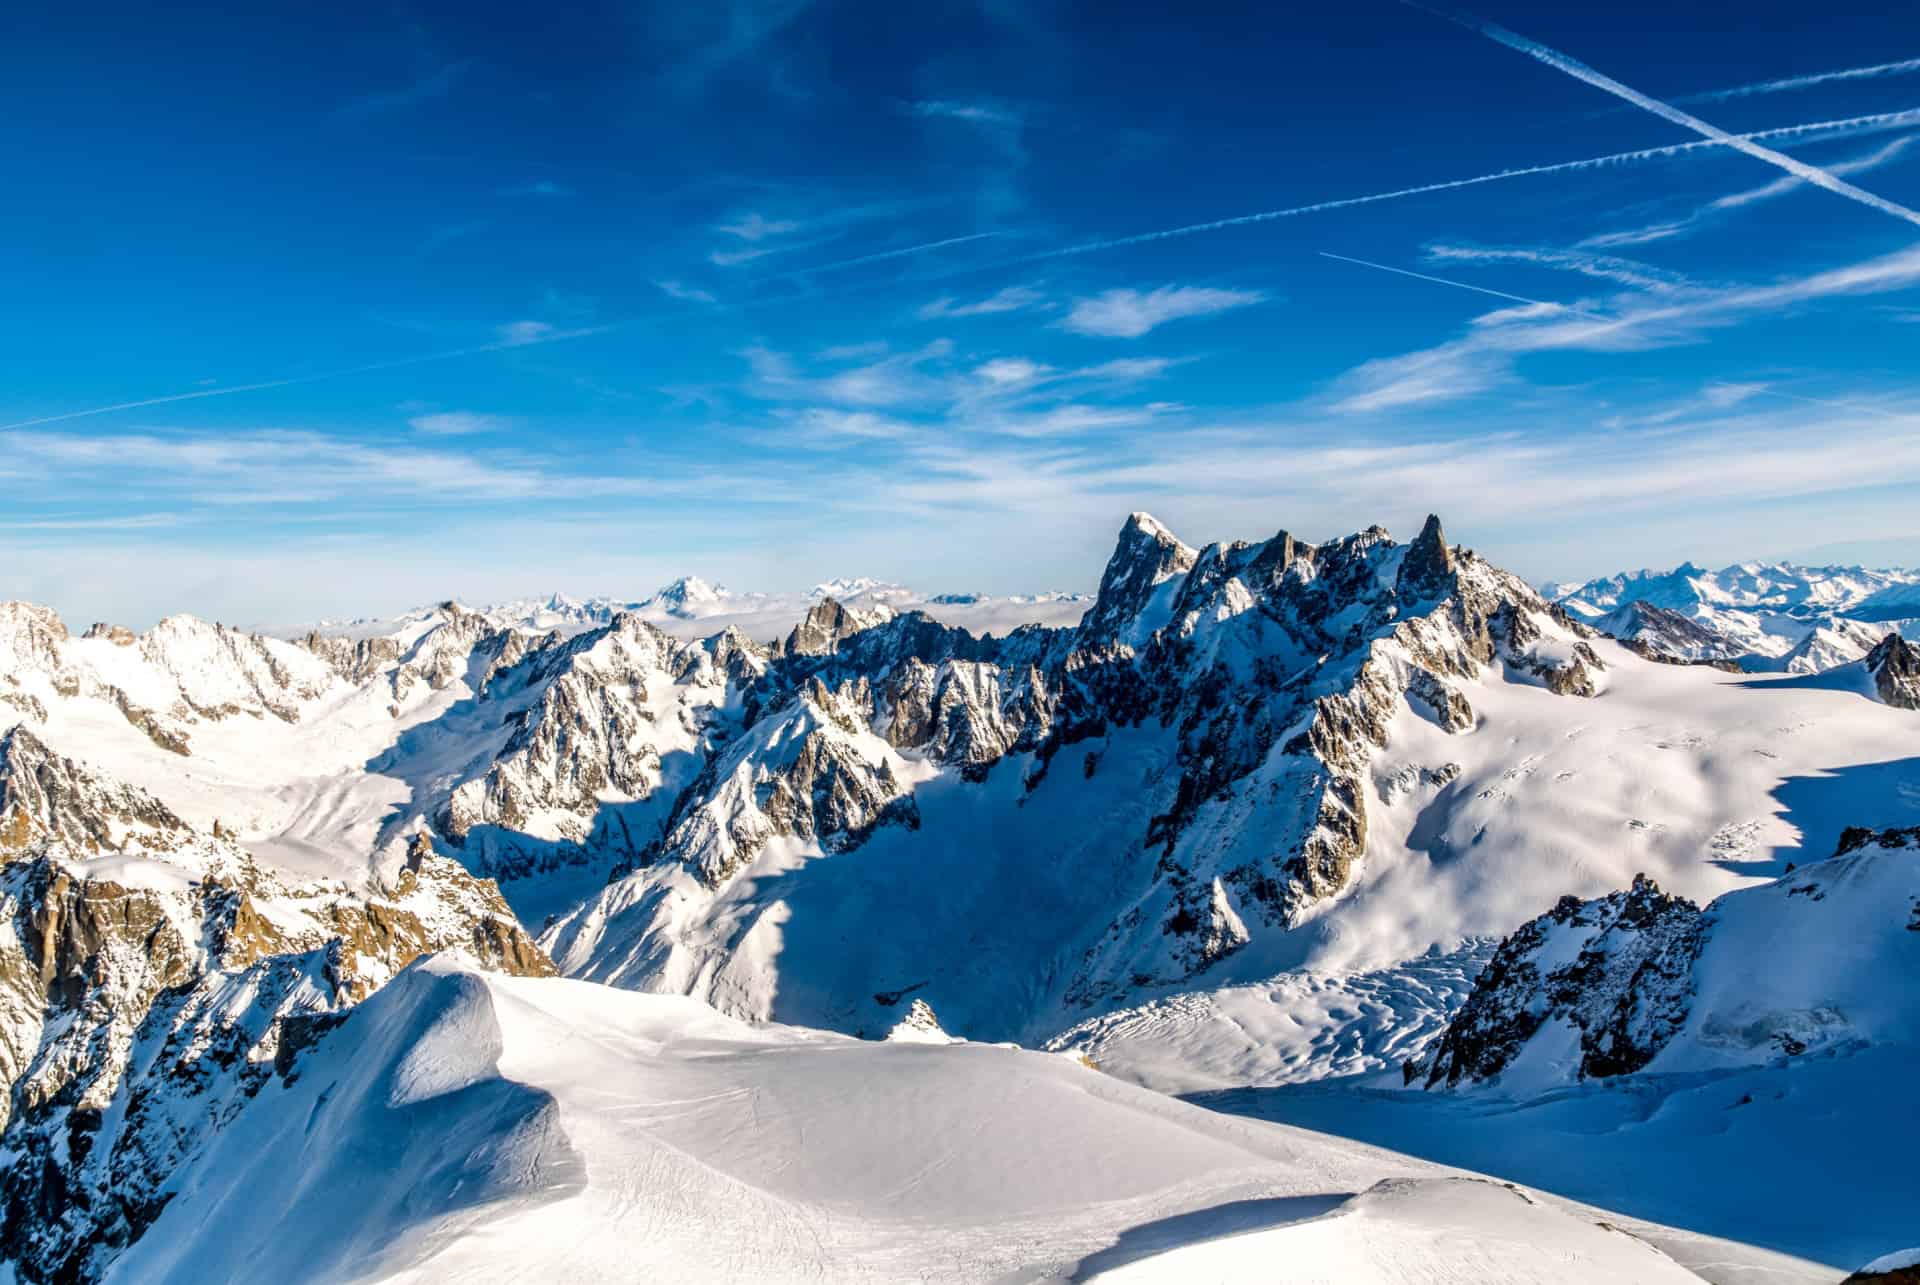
[
  {"left": 276, "top": 576, "right": 1095, "bottom": 646},
  {"left": 1548, "top": 559, "right": 1920, "bottom": 672}
]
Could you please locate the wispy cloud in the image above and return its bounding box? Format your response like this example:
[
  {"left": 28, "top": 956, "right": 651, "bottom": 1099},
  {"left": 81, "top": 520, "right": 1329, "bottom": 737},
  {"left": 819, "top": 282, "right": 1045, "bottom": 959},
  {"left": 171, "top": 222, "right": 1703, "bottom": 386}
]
[
  {"left": 960, "top": 403, "right": 1174, "bottom": 439},
  {"left": 912, "top": 99, "right": 1023, "bottom": 128},
  {"left": 777, "top": 408, "right": 920, "bottom": 448},
  {"left": 918, "top": 285, "right": 1047, "bottom": 319},
  {"left": 496, "top": 320, "right": 556, "bottom": 345},
  {"left": 1061, "top": 286, "right": 1264, "bottom": 338},
  {"left": 407, "top": 411, "right": 500, "bottom": 436},
  {"left": 1678, "top": 55, "right": 1920, "bottom": 105},
  {"left": 1073, "top": 356, "right": 1179, "bottom": 382},
  {"left": 742, "top": 340, "right": 954, "bottom": 408},
  {"left": 1325, "top": 240, "right": 1920, "bottom": 413},
  {"left": 0, "top": 427, "right": 796, "bottom": 508},
  {"left": 1413, "top": 3, "right": 1920, "bottom": 229},
  {"left": 974, "top": 357, "right": 1051, "bottom": 386},
  {"left": 1425, "top": 245, "right": 1694, "bottom": 293},
  {"left": 1582, "top": 134, "right": 1919, "bottom": 249},
  {"left": 0, "top": 513, "right": 185, "bottom": 531},
  {"left": 656, "top": 279, "right": 720, "bottom": 305},
  {"left": 717, "top": 212, "right": 802, "bottom": 241}
]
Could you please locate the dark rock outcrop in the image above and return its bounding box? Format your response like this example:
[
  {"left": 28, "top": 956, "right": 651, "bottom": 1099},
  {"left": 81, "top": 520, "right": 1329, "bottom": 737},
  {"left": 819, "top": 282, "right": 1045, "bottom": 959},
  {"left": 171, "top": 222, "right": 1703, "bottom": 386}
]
[
  {"left": 1867, "top": 634, "right": 1920, "bottom": 710},
  {"left": 1416, "top": 874, "right": 1704, "bottom": 1088}
]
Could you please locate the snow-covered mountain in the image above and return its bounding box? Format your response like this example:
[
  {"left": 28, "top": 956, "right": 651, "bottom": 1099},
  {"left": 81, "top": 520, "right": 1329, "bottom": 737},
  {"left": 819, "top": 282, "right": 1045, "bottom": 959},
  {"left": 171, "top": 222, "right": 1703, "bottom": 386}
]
[
  {"left": 280, "top": 576, "right": 1095, "bottom": 647},
  {"left": 1551, "top": 559, "right": 1920, "bottom": 672},
  {"left": 4, "top": 510, "right": 1920, "bottom": 1280},
  {"left": 1413, "top": 823, "right": 1920, "bottom": 1091}
]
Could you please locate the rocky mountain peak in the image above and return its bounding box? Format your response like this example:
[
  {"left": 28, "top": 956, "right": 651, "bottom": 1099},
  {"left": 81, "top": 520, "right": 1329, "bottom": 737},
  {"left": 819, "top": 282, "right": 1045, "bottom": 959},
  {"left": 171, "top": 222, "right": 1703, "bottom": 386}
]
[
  {"left": 1867, "top": 633, "right": 1919, "bottom": 710},
  {"left": 1396, "top": 513, "right": 1454, "bottom": 599},
  {"left": 652, "top": 576, "right": 726, "bottom": 613},
  {"left": 0, "top": 600, "right": 71, "bottom": 672},
  {"left": 81, "top": 622, "right": 136, "bottom": 645},
  {"left": 785, "top": 597, "right": 870, "bottom": 657},
  {"left": 1413, "top": 872, "right": 1704, "bottom": 1089},
  {"left": 1081, "top": 511, "right": 1200, "bottom": 642}
]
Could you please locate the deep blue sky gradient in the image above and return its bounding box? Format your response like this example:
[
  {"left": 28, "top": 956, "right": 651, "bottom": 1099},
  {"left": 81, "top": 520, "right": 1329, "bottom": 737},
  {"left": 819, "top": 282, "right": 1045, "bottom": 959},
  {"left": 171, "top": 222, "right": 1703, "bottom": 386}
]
[{"left": 4, "top": 0, "right": 1919, "bottom": 623}]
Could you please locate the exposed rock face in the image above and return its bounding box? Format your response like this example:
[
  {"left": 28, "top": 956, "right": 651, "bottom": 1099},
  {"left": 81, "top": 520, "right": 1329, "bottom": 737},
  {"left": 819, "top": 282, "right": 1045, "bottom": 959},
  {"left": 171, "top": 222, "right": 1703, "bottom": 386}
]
[
  {"left": 80, "top": 623, "right": 135, "bottom": 646},
  {"left": 784, "top": 597, "right": 868, "bottom": 657},
  {"left": 432, "top": 615, "right": 765, "bottom": 881},
  {"left": 1417, "top": 826, "right": 1920, "bottom": 1091},
  {"left": 551, "top": 511, "right": 1600, "bottom": 1020},
  {"left": 1, "top": 603, "right": 343, "bottom": 757},
  {"left": 1594, "top": 600, "right": 1734, "bottom": 665},
  {"left": 1494, "top": 602, "right": 1607, "bottom": 697},
  {"left": 1867, "top": 634, "right": 1920, "bottom": 710},
  {"left": 884, "top": 997, "right": 955, "bottom": 1043},
  {"left": 1396, "top": 513, "right": 1454, "bottom": 601},
  {"left": 1079, "top": 512, "right": 1198, "bottom": 645},
  {"left": 0, "top": 741, "right": 555, "bottom": 1285},
  {"left": 0, "top": 728, "right": 193, "bottom": 856},
  {"left": 1414, "top": 875, "right": 1704, "bottom": 1088},
  {"left": 658, "top": 686, "right": 922, "bottom": 887}
]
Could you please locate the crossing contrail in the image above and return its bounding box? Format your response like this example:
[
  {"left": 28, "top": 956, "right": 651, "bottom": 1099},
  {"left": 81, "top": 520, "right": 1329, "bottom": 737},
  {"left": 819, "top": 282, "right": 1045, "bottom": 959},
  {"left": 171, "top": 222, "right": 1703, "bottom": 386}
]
[
  {"left": 995, "top": 107, "right": 1920, "bottom": 265},
  {"left": 8, "top": 97, "right": 1917, "bottom": 432},
  {"left": 1407, "top": 3, "right": 1920, "bottom": 229}
]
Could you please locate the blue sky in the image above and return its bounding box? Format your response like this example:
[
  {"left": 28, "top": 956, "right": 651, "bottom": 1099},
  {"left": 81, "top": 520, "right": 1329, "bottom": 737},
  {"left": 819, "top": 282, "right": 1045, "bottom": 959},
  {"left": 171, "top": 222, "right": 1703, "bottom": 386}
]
[{"left": 5, "top": 0, "right": 1920, "bottom": 625}]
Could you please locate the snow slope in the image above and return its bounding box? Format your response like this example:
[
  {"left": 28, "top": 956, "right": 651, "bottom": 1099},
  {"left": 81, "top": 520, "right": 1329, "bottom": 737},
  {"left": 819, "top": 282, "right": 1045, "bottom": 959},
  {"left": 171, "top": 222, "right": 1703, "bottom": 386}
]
[{"left": 108, "top": 957, "right": 1803, "bottom": 1285}]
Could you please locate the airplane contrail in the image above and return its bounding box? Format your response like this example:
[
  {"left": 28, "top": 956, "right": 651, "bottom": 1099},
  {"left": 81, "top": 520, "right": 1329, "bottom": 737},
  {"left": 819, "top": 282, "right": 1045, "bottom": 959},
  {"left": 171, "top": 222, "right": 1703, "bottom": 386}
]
[
  {"left": 0, "top": 326, "right": 625, "bottom": 432},
  {"left": 0, "top": 237, "right": 1006, "bottom": 431},
  {"left": 8, "top": 98, "right": 1917, "bottom": 432},
  {"left": 1683, "top": 55, "right": 1920, "bottom": 105},
  {"left": 1407, "top": 3, "right": 1920, "bottom": 229},
  {"left": 763, "top": 231, "right": 1004, "bottom": 279},
  {"left": 1317, "top": 252, "right": 1603, "bottom": 316},
  {"left": 1001, "top": 107, "right": 1920, "bottom": 264}
]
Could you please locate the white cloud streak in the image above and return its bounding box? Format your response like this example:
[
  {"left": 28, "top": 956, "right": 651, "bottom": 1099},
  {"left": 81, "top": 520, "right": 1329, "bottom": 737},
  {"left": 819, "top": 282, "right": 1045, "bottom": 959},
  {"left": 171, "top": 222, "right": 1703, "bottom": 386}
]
[
  {"left": 918, "top": 285, "right": 1047, "bottom": 319},
  {"left": 407, "top": 411, "right": 499, "bottom": 436},
  {"left": 1061, "top": 286, "right": 1264, "bottom": 338},
  {"left": 1422, "top": 246, "right": 1692, "bottom": 293},
  {"left": 1582, "top": 134, "right": 1918, "bottom": 248},
  {"left": 1326, "top": 240, "right": 1920, "bottom": 413},
  {"left": 1414, "top": 3, "right": 1920, "bottom": 229},
  {"left": 1680, "top": 56, "right": 1920, "bottom": 105}
]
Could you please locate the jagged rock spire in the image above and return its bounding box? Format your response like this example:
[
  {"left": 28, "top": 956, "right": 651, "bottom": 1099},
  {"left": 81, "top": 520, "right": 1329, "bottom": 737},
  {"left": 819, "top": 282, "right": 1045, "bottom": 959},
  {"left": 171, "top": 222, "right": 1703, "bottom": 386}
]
[
  {"left": 786, "top": 597, "right": 859, "bottom": 656},
  {"left": 1867, "top": 633, "right": 1919, "bottom": 710},
  {"left": 1397, "top": 513, "right": 1455, "bottom": 600},
  {"left": 1081, "top": 512, "right": 1199, "bottom": 641}
]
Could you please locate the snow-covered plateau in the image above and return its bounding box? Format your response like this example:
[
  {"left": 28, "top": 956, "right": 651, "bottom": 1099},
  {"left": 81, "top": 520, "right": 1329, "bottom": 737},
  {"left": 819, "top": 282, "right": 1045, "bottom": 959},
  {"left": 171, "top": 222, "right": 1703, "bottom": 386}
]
[{"left": 3, "top": 512, "right": 1917, "bottom": 1283}]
